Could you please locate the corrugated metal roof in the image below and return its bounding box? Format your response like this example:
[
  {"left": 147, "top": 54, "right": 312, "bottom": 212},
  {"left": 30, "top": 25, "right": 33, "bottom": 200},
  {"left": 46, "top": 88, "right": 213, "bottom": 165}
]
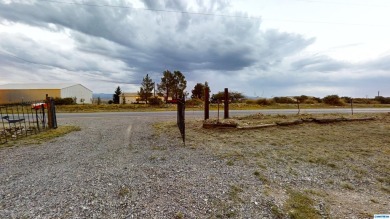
[{"left": 0, "top": 83, "right": 83, "bottom": 90}]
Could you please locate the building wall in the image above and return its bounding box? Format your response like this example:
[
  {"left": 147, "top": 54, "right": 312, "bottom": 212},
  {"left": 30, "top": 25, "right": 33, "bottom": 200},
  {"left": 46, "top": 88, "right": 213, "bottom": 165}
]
[
  {"left": 0, "top": 89, "right": 61, "bottom": 104},
  {"left": 120, "top": 93, "right": 140, "bottom": 104},
  {"left": 61, "top": 84, "right": 93, "bottom": 104}
]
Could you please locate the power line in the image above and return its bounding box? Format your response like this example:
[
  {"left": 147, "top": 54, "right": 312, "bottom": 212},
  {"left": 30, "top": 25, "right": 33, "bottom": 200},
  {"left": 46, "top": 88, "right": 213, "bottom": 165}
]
[
  {"left": 37, "top": 0, "right": 260, "bottom": 20},
  {"left": 294, "top": 0, "right": 390, "bottom": 8},
  {"left": 0, "top": 49, "right": 54, "bottom": 68},
  {"left": 35, "top": 0, "right": 389, "bottom": 27}
]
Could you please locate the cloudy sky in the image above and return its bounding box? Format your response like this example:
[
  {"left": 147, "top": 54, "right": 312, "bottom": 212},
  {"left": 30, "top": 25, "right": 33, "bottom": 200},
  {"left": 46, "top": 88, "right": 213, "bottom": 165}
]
[{"left": 0, "top": 0, "right": 389, "bottom": 98}]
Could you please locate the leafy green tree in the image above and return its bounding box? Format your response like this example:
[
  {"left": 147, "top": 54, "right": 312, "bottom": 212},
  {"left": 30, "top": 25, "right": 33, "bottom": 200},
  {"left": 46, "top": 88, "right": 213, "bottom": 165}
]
[
  {"left": 113, "top": 86, "right": 122, "bottom": 104},
  {"left": 138, "top": 74, "right": 154, "bottom": 104},
  {"left": 172, "top": 71, "right": 187, "bottom": 99},
  {"left": 158, "top": 70, "right": 187, "bottom": 103},
  {"left": 191, "top": 81, "right": 210, "bottom": 100},
  {"left": 211, "top": 91, "right": 244, "bottom": 103}
]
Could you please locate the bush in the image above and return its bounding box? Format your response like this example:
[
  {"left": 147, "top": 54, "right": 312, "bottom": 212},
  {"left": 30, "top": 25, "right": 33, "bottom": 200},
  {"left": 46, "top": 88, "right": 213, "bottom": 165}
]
[
  {"left": 341, "top": 96, "right": 352, "bottom": 103},
  {"left": 295, "top": 95, "right": 309, "bottom": 103},
  {"left": 312, "top": 97, "right": 322, "bottom": 103},
  {"left": 245, "top": 99, "right": 256, "bottom": 104},
  {"left": 148, "top": 97, "right": 163, "bottom": 105},
  {"left": 273, "top": 97, "right": 296, "bottom": 104},
  {"left": 374, "top": 96, "right": 390, "bottom": 104},
  {"left": 186, "top": 98, "right": 203, "bottom": 106},
  {"left": 53, "top": 97, "right": 75, "bottom": 105},
  {"left": 256, "top": 98, "right": 274, "bottom": 106},
  {"left": 323, "top": 95, "right": 344, "bottom": 106}
]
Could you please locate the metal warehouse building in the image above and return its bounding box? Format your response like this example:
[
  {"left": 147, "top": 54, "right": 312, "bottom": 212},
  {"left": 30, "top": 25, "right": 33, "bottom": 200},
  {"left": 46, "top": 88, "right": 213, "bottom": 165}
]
[{"left": 0, "top": 83, "right": 93, "bottom": 104}]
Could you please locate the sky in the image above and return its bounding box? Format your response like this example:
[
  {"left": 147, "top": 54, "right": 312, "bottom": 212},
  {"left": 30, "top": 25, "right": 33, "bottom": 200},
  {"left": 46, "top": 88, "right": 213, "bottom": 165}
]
[{"left": 0, "top": 0, "right": 389, "bottom": 98}]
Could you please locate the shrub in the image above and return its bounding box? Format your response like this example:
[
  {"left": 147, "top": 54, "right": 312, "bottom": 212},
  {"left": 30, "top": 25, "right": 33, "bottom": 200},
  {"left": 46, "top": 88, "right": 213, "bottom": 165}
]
[
  {"left": 53, "top": 97, "right": 75, "bottom": 105},
  {"left": 374, "top": 96, "right": 390, "bottom": 104},
  {"left": 295, "top": 95, "right": 309, "bottom": 103},
  {"left": 256, "top": 98, "right": 274, "bottom": 106},
  {"left": 148, "top": 97, "right": 163, "bottom": 105},
  {"left": 186, "top": 98, "right": 203, "bottom": 106},
  {"left": 341, "top": 96, "right": 352, "bottom": 103},
  {"left": 323, "top": 95, "right": 344, "bottom": 106},
  {"left": 273, "top": 96, "right": 296, "bottom": 104},
  {"left": 312, "top": 97, "right": 322, "bottom": 103},
  {"left": 108, "top": 100, "right": 113, "bottom": 104},
  {"left": 245, "top": 99, "right": 256, "bottom": 104}
]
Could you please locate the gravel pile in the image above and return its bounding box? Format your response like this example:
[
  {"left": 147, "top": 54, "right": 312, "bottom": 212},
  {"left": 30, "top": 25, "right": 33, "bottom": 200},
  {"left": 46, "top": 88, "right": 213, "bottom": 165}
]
[{"left": 0, "top": 115, "right": 273, "bottom": 218}]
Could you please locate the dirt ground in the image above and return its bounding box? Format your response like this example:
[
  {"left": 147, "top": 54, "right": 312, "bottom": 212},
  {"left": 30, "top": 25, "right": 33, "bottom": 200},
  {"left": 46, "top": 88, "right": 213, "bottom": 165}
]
[{"left": 158, "top": 112, "right": 390, "bottom": 218}]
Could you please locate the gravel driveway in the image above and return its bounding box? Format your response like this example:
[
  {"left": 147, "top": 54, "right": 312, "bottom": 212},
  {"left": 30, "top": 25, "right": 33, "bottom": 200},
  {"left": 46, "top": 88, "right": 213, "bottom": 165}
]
[{"left": 0, "top": 115, "right": 271, "bottom": 218}]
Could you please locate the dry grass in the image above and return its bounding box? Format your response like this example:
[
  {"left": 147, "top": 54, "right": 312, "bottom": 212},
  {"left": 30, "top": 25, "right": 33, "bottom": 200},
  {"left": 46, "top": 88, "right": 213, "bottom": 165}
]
[
  {"left": 156, "top": 112, "right": 390, "bottom": 218},
  {"left": 1, "top": 126, "right": 81, "bottom": 147},
  {"left": 56, "top": 104, "right": 177, "bottom": 113},
  {"left": 56, "top": 103, "right": 390, "bottom": 113}
]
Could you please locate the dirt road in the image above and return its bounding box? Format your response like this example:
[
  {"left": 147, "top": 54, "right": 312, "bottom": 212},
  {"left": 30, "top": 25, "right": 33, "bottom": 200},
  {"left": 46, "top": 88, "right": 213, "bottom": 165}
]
[{"left": 0, "top": 115, "right": 272, "bottom": 218}]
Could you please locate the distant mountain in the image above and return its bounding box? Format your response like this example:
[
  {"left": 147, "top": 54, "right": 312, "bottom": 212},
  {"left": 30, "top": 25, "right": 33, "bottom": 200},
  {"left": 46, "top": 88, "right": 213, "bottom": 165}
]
[{"left": 93, "top": 93, "right": 113, "bottom": 100}]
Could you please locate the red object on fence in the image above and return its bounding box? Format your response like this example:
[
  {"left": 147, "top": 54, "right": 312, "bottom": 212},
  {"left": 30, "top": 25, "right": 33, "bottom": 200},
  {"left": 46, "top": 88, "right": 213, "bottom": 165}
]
[{"left": 31, "top": 103, "right": 47, "bottom": 110}]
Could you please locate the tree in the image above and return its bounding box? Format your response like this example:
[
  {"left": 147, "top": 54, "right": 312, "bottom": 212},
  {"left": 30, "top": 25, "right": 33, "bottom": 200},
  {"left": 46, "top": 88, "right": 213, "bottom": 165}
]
[
  {"left": 211, "top": 91, "right": 244, "bottom": 103},
  {"left": 323, "top": 94, "right": 343, "bottom": 106},
  {"left": 191, "top": 83, "right": 205, "bottom": 99},
  {"left": 97, "top": 97, "right": 101, "bottom": 105},
  {"left": 138, "top": 74, "right": 154, "bottom": 104},
  {"left": 191, "top": 81, "right": 210, "bottom": 100},
  {"left": 158, "top": 70, "right": 187, "bottom": 103},
  {"left": 113, "top": 86, "right": 122, "bottom": 104},
  {"left": 171, "top": 70, "right": 187, "bottom": 99}
]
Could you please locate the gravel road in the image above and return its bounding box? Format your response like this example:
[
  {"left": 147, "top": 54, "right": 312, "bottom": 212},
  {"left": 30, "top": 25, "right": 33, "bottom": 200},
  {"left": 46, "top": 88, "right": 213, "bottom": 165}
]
[{"left": 0, "top": 115, "right": 272, "bottom": 218}]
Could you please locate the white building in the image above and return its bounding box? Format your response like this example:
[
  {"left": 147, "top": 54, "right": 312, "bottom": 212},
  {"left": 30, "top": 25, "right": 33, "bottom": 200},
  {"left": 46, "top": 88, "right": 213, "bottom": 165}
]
[{"left": 0, "top": 83, "right": 93, "bottom": 104}]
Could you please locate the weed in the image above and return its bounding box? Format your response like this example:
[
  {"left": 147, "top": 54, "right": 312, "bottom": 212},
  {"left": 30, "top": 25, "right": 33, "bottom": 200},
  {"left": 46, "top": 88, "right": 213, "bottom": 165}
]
[
  {"left": 381, "top": 186, "right": 390, "bottom": 194},
  {"left": 253, "top": 171, "right": 269, "bottom": 183},
  {"left": 370, "top": 199, "right": 379, "bottom": 204},
  {"left": 175, "top": 211, "right": 184, "bottom": 219},
  {"left": 271, "top": 204, "right": 284, "bottom": 219},
  {"left": 118, "top": 186, "right": 131, "bottom": 197},
  {"left": 285, "top": 190, "right": 320, "bottom": 219},
  {"left": 226, "top": 160, "right": 234, "bottom": 166},
  {"left": 341, "top": 182, "right": 355, "bottom": 190},
  {"left": 151, "top": 146, "right": 167, "bottom": 151},
  {"left": 228, "top": 185, "right": 243, "bottom": 203}
]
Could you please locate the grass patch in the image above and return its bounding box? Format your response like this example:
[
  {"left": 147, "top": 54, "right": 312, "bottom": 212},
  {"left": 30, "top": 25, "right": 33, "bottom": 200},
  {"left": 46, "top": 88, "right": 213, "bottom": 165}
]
[
  {"left": 253, "top": 171, "right": 269, "bottom": 183},
  {"left": 174, "top": 211, "right": 184, "bottom": 219},
  {"left": 285, "top": 190, "right": 320, "bottom": 219},
  {"left": 271, "top": 204, "right": 284, "bottom": 219},
  {"left": 1, "top": 126, "right": 81, "bottom": 147},
  {"left": 341, "top": 182, "right": 355, "bottom": 190},
  {"left": 156, "top": 112, "right": 390, "bottom": 218},
  {"left": 118, "top": 185, "right": 131, "bottom": 197},
  {"left": 228, "top": 185, "right": 243, "bottom": 203}
]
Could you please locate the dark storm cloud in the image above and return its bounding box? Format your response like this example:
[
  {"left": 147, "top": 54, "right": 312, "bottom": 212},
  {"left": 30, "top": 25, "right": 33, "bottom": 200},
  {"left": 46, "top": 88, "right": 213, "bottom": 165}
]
[{"left": 0, "top": 0, "right": 315, "bottom": 77}]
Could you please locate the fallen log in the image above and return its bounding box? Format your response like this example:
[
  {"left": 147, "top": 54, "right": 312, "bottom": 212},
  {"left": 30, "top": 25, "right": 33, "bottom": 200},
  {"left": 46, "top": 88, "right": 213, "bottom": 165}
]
[
  {"left": 203, "top": 123, "right": 238, "bottom": 129},
  {"left": 276, "top": 120, "right": 304, "bottom": 126},
  {"left": 237, "top": 124, "right": 277, "bottom": 130}
]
